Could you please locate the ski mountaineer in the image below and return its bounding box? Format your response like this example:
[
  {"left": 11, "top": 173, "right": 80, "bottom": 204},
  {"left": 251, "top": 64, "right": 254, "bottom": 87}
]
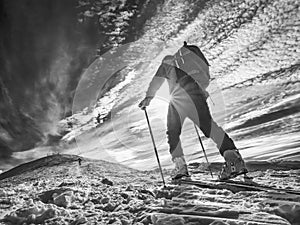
[{"left": 138, "top": 43, "right": 248, "bottom": 180}]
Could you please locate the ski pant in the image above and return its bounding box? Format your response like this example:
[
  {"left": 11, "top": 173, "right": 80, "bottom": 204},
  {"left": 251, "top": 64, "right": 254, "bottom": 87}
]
[{"left": 167, "top": 77, "right": 236, "bottom": 160}]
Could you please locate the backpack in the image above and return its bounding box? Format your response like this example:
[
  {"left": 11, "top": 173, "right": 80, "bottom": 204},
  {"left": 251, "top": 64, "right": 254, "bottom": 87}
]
[{"left": 174, "top": 41, "right": 210, "bottom": 90}]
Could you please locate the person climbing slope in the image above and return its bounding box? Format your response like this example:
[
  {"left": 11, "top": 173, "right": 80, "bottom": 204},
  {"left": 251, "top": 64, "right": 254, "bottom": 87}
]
[{"left": 138, "top": 42, "right": 248, "bottom": 180}]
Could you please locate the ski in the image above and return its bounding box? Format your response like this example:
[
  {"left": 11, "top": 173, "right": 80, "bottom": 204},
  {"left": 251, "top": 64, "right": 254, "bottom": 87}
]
[
  {"left": 173, "top": 178, "right": 300, "bottom": 195},
  {"left": 215, "top": 179, "right": 300, "bottom": 195}
]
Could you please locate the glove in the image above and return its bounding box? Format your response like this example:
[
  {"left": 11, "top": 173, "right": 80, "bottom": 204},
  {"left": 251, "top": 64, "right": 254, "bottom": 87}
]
[{"left": 138, "top": 97, "right": 153, "bottom": 110}]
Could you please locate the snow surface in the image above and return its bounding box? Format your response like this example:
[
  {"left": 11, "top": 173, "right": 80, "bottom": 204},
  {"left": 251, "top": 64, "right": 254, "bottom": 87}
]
[{"left": 0, "top": 155, "right": 299, "bottom": 224}]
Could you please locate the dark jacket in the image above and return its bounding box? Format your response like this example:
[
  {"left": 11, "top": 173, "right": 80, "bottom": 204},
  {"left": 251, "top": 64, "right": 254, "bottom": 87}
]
[{"left": 146, "top": 63, "right": 208, "bottom": 99}]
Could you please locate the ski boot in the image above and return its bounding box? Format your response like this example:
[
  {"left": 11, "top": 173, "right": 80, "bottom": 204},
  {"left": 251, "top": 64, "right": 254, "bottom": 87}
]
[
  {"left": 172, "top": 156, "right": 190, "bottom": 181},
  {"left": 219, "top": 149, "right": 248, "bottom": 180}
]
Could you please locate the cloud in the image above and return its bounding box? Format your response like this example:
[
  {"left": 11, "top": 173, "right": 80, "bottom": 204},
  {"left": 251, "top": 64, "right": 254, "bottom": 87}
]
[{"left": 0, "top": 0, "right": 99, "bottom": 156}]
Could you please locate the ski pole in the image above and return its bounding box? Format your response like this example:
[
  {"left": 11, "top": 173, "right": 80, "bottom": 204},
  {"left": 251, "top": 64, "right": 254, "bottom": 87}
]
[
  {"left": 144, "top": 109, "right": 166, "bottom": 188},
  {"left": 194, "top": 124, "right": 214, "bottom": 178}
]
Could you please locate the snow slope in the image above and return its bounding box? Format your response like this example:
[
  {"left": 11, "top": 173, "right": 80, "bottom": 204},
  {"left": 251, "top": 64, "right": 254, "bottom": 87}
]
[{"left": 0, "top": 154, "right": 300, "bottom": 224}]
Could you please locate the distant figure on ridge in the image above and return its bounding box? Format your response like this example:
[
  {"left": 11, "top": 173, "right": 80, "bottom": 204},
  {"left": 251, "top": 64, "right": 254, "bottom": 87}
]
[
  {"left": 78, "top": 158, "right": 82, "bottom": 166},
  {"left": 96, "top": 113, "right": 101, "bottom": 124},
  {"left": 138, "top": 42, "right": 248, "bottom": 180}
]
